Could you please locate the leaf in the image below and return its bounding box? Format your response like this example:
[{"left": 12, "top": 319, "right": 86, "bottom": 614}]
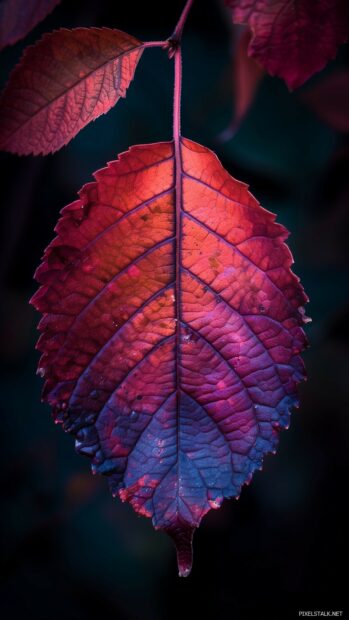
[
  {"left": 218, "top": 27, "right": 264, "bottom": 142},
  {"left": 226, "top": 0, "right": 349, "bottom": 89},
  {"left": 0, "top": 0, "right": 61, "bottom": 50},
  {"left": 301, "top": 70, "right": 349, "bottom": 133},
  {"left": 0, "top": 28, "right": 144, "bottom": 155},
  {"left": 31, "top": 138, "right": 309, "bottom": 576}
]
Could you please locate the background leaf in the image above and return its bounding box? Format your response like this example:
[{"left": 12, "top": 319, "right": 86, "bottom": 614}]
[
  {"left": 218, "top": 27, "right": 264, "bottom": 141},
  {"left": 31, "top": 138, "right": 308, "bottom": 575},
  {"left": 0, "top": 27, "right": 144, "bottom": 154},
  {"left": 301, "top": 70, "right": 349, "bottom": 132},
  {"left": 226, "top": 0, "right": 349, "bottom": 89},
  {"left": 0, "top": 0, "right": 61, "bottom": 50}
]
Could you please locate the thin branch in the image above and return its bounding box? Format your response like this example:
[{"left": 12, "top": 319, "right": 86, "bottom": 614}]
[
  {"left": 141, "top": 40, "right": 168, "bottom": 49},
  {"left": 172, "top": 0, "right": 195, "bottom": 42}
]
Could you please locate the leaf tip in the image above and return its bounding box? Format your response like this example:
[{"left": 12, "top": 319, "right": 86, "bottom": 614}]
[{"left": 165, "top": 523, "right": 195, "bottom": 578}]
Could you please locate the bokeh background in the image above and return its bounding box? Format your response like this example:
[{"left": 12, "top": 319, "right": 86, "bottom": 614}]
[{"left": 1, "top": 1, "right": 348, "bottom": 618}]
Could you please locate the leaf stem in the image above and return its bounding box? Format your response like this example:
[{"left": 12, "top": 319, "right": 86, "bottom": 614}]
[
  {"left": 172, "top": 0, "right": 194, "bottom": 139},
  {"left": 173, "top": 45, "right": 182, "bottom": 143},
  {"left": 141, "top": 40, "right": 168, "bottom": 49}
]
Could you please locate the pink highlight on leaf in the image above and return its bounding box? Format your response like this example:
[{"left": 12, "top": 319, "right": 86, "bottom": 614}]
[
  {"left": 31, "top": 138, "right": 308, "bottom": 575},
  {"left": 226, "top": 0, "right": 349, "bottom": 89},
  {"left": 0, "top": 28, "right": 143, "bottom": 154}
]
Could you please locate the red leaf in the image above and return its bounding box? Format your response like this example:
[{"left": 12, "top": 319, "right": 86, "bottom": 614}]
[
  {"left": 0, "top": 0, "right": 60, "bottom": 50},
  {"left": 0, "top": 28, "right": 143, "bottom": 155},
  {"left": 226, "top": 0, "right": 349, "bottom": 89},
  {"left": 301, "top": 70, "right": 349, "bottom": 132},
  {"left": 31, "top": 138, "right": 309, "bottom": 576}
]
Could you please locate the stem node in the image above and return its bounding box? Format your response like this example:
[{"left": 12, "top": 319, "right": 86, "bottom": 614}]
[{"left": 167, "top": 38, "right": 180, "bottom": 59}]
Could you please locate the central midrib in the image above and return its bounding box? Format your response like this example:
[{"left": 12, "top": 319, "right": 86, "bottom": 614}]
[{"left": 174, "top": 135, "right": 183, "bottom": 472}]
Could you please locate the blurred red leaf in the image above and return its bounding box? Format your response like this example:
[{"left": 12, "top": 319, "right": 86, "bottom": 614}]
[
  {"left": 31, "top": 138, "right": 308, "bottom": 575},
  {"left": 0, "top": 0, "right": 60, "bottom": 50},
  {"left": 0, "top": 28, "right": 143, "bottom": 155},
  {"left": 219, "top": 27, "right": 264, "bottom": 142},
  {"left": 65, "top": 472, "right": 100, "bottom": 506},
  {"left": 226, "top": 0, "right": 349, "bottom": 89},
  {"left": 301, "top": 70, "right": 349, "bottom": 132},
  {"left": 233, "top": 29, "right": 264, "bottom": 126}
]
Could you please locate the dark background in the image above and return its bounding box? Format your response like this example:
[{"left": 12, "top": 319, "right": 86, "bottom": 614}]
[{"left": 1, "top": 1, "right": 348, "bottom": 618}]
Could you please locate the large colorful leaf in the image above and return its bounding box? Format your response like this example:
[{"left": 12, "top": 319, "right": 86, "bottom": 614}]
[
  {"left": 31, "top": 138, "right": 308, "bottom": 576},
  {"left": 0, "top": 0, "right": 61, "bottom": 50},
  {"left": 0, "top": 28, "right": 143, "bottom": 155},
  {"left": 226, "top": 0, "right": 349, "bottom": 89}
]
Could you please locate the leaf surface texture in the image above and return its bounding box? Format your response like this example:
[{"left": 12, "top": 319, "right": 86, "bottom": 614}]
[
  {"left": 32, "top": 138, "right": 308, "bottom": 575},
  {"left": 0, "top": 28, "right": 143, "bottom": 154}
]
